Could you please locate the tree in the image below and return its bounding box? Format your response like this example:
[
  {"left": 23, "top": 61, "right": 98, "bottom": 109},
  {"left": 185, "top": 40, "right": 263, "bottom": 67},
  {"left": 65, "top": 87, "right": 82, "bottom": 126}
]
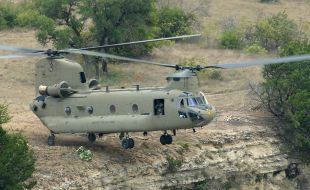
[
  {"left": 261, "top": 40, "right": 310, "bottom": 156},
  {"left": 0, "top": 104, "right": 36, "bottom": 189},
  {"left": 157, "top": 7, "right": 194, "bottom": 37}
]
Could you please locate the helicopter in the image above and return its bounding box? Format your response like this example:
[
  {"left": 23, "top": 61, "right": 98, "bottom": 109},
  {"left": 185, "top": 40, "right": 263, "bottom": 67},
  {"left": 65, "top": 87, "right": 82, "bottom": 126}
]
[{"left": 1, "top": 35, "right": 310, "bottom": 149}]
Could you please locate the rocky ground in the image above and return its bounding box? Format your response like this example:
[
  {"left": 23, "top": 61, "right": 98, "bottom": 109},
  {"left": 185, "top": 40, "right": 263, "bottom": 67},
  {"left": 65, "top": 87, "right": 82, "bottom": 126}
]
[{"left": 1, "top": 30, "right": 310, "bottom": 190}]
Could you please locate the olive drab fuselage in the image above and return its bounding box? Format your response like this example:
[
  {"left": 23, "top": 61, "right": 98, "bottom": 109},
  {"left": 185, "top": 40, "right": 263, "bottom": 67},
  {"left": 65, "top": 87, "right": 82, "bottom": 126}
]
[{"left": 30, "top": 58, "right": 216, "bottom": 135}]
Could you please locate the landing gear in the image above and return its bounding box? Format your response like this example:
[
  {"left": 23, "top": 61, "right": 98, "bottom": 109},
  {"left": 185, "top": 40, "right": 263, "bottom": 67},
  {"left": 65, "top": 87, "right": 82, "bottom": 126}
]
[
  {"left": 47, "top": 134, "right": 55, "bottom": 146},
  {"left": 88, "top": 133, "right": 96, "bottom": 142},
  {"left": 121, "top": 133, "right": 134, "bottom": 149},
  {"left": 122, "top": 138, "right": 135, "bottom": 149},
  {"left": 160, "top": 133, "right": 173, "bottom": 145}
]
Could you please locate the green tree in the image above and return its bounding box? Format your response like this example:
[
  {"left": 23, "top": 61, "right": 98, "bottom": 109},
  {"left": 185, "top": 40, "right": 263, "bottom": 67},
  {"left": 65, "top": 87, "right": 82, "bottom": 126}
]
[
  {"left": 157, "top": 7, "right": 194, "bottom": 38},
  {"left": 0, "top": 104, "right": 36, "bottom": 189},
  {"left": 261, "top": 40, "right": 310, "bottom": 156},
  {"left": 247, "top": 12, "right": 303, "bottom": 51}
]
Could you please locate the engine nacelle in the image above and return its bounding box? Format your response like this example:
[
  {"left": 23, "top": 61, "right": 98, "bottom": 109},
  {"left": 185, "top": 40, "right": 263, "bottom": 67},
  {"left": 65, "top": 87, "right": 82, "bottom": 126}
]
[{"left": 38, "top": 81, "right": 76, "bottom": 98}]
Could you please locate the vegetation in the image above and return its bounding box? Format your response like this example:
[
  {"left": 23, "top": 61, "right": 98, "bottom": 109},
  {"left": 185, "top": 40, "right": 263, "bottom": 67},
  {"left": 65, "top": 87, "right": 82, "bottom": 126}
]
[
  {"left": 260, "top": 40, "right": 310, "bottom": 157},
  {"left": 76, "top": 146, "right": 93, "bottom": 161},
  {"left": 157, "top": 7, "right": 195, "bottom": 37},
  {"left": 219, "top": 12, "right": 304, "bottom": 53},
  {"left": 0, "top": 104, "right": 36, "bottom": 190},
  {"left": 166, "top": 155, "right": 182, "bottom": 173}
]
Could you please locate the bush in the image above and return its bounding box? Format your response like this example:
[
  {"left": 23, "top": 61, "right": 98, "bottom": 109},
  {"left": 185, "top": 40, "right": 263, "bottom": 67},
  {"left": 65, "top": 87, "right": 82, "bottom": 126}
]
[
  {"left": 243, "top": 43, "right": 267, "bottom": 54},
  {"left": 261, "top": 40, "right": 310, "bottom": 157},
  {"left": 157, "top": 7, "right": 195, "bottom": 37},
  {"left": 246, "top": 12, "right": 304, "bottom": 51},
  {"left": 0, "top": 4, "right": 18, "bottom": 29},
  {"left": 166, "top": 156, "right": 182, "bottom": 173},
  {"left": 0, "top": 104, "right": 11, "bottom": 125},
  {"left": 219, "top": 30, "right": 242, "bottom": 49},
  {"left": 0, "top": 104, "right": 36, "bottom": 190}
]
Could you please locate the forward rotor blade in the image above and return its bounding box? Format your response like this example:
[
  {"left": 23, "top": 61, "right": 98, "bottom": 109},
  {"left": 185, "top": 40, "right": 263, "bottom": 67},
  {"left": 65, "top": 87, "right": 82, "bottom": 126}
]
[
  {"left": 0, "top": 53, "right": 45, "bottom": 59},
  {"left": 80, "top": 34, "right": 201, "bottom": 50},
  {"left": 63, "top": 49, "right": 177, "bottom": 68},
  {"left": 207, "top": 54, "right": 310, "bottom": 69},
  {"left": 0, "top": 44, "right": 43, "bottom": 53}
]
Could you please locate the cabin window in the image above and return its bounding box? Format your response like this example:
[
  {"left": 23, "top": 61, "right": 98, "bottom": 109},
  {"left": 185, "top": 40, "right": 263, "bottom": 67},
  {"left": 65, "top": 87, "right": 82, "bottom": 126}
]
[
  {"left": 110, "top": 105, "right": 116, "bottom": 113},
  {"left": 154, "top": 99, "right": 165, "bottom": 115},
  {"left": 65, "top": 107, "right": 71, "bottom": 115},
  {"left": 132, "top": 104, "right": 139, "bottom": 113},
  {"left": 80, "top": 72, "right": 86, "bottom": 83},
  {"left": 87, "top": 106, "right": 93, "bottom": 114}
]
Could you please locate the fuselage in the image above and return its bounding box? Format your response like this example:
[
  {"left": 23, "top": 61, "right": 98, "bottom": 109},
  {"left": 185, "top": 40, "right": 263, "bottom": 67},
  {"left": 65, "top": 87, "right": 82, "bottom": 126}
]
[{"left": 30, "top": 87, "right": 216, "bottom": 134}]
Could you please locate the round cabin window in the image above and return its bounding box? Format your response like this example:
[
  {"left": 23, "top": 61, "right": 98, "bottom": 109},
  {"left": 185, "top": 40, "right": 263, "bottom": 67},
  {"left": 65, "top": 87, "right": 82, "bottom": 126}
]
[
  {"left": 87, "top": 106, "right": 94, "bottom": 114},
  {"left": 65, "top": 107, "right": 71, "bottom": 115},
  {"left": 132, "top": 104, "right": 139, "bottom": 113},
  {"left": 110, "top": 105, "right": 116, "bottom": 113}
]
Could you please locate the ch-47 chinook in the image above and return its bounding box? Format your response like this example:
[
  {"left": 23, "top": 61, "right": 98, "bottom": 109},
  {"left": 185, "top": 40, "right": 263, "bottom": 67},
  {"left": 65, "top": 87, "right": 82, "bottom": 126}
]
[{"left": 1, "top": 34, "right": 310, "bottom": 149}]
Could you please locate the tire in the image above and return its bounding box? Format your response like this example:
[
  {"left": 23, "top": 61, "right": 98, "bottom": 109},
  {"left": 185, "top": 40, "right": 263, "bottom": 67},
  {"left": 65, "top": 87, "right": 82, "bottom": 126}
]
[
  {"left": 47, "top": 135, "right": 55, "bottom": 146},
  {"left": 122, "top": 138, "right": 130, "bottom": 149},
  {"left": 88, "top": 133, "right": 96, "bottom": 142},
  {"left": 128, "top": 138, "right": 135, "bottom": 149},
  {"left": 166, "top": 134, "right": 173, "bottom": 144},
  {"left": 160, "top": 135, "right": 166, "bottom": 145}
]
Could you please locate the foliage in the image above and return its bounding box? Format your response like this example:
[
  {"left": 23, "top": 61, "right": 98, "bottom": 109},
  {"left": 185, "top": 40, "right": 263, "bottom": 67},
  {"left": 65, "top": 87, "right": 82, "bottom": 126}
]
[
  {"left": 82, "top": 0, "right": 159, "bottom": 56},
  {"left": 243, "top": 43, "right": 267, "bottom": 54},
  {"left": 166, "top": 155, "right": 182, "bottom": 173},
  {"left": 157, "top": 7, "right": 195, "bottom": 37},
  {"left": 194, "top": 180, "right": 209, "bottom": 190},
  {"left": 261, "top": 40, "right": 310, "bottom": 156},
  {"left": 0, "top": 104, "right": 11, "bottom": 125},
  {"left": 0, "top": 104, "right": 36, "bottom": 190},
  {"left": 219, "top": 30, "right": 242, "bottom": 49},
  {"left": 0, "top": 3, "right": 19, "bottom": 30},
  {"left": 76, "top": 146, "right": 93, "bottom": 161},
  {"left": 245, "top": 12, "right": 304, "bottom": 51}
]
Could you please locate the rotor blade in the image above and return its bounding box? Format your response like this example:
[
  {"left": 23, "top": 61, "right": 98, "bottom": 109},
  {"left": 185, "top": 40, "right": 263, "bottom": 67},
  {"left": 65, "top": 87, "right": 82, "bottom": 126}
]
[
  {"left": 206, "top": 54, "right": 310, "bottom": 69},
  {"left": 0, "top": 44, "right": 43, "bottom": 53},
  {"left": 80, "top": 34, "right": 201, "bottom": 50},
  {"left": 63, "top": 49, "right": 178, "bottom": 68},
  {"left": 0, "top": 53, "right": 45, "bottom": 59}
]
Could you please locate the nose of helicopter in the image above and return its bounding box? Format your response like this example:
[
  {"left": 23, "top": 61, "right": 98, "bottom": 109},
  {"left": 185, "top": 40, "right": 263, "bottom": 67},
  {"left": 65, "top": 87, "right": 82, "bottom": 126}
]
[
  {"left": 199, "top": 106, "right": 216, "bottom": 124},
  {"left": 185, "top": 105, "right": 216, "bottom": 126}
]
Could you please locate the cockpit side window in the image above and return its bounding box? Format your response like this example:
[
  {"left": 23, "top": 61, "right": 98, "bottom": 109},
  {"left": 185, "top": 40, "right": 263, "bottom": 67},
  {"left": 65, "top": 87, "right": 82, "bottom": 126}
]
[
  {"left": 187, "top": 97, "right": 198, "bottom": 106},
  {"left": 196, "top": 97, "right": 206, "bottom": 105}
]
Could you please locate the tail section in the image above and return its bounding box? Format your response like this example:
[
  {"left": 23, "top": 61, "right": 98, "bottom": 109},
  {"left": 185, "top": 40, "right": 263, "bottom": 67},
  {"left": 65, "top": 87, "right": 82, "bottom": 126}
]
[{"left": 35, "top": 58, "right": 87, "bottom": 95}]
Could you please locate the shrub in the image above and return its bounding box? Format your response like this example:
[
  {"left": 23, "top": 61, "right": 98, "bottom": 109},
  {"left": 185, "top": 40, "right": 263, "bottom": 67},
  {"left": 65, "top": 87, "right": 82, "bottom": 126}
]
[
  {"left": 0, "top": 104, "right": 11, "bottom": 125},
  {"left": 246, "top": 12, "right": 304, "bottom": 51},
  {"left": 243, "top": 43, "right": 267, "bottom": 54},
  {"left": 0, "top": 104, "right": 36, "bottom": 190},
  {"left": 166, "top": 156, "right": 182, "bottom": 173},
  {"left": 261, "top": 40, "right": 310, "bottom": 157},
  {"left": 157, "top": 7, "right": 195, "bottom": 37},
  {"left": 219, "top": 30, "right": 242, "bottom": 49}
]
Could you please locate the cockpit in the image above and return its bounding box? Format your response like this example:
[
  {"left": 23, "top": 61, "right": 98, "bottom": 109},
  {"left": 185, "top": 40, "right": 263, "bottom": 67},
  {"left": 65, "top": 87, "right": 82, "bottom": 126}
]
[
  {"left": 177, "top": 91, "right": 215, "bottom": 126},
  {"left": 178, "top": 92, "right": 212, "bottom": 110}
]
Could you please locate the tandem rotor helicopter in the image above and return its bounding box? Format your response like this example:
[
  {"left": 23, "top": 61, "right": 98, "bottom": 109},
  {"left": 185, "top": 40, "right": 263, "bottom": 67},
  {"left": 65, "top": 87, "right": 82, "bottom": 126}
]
[{"left": 1, "top": 34, "right": 310, "bottom": 149}]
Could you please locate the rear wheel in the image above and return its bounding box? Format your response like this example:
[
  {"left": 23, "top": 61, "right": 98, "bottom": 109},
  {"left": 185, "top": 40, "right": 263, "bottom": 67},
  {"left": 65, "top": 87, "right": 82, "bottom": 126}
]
[
  {"left": 47, "top": 134, "right": 55, "bottom": 146},
  {"left": 160, "top": 134, "right": 173, "bottom": 145},
  {"left": 88, "top": 133, "right": 96, "bottom": 142},
  {"left": 122, "top": 138, "right": 135, "bottom": 149}
]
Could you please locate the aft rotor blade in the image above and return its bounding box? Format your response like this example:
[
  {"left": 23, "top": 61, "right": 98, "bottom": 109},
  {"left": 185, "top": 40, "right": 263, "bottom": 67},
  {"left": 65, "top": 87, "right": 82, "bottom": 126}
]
[
  {"left": 206, "top": 54, "right": 310, "bottom": 69},
  {"left": 0, "top": 44, "right": 43, "bottom": 53},
  {"left": 0, "top": 53, "right": 45, "bottom": 59},
  {"left": 80, "top": 34, "right": 201, "bottom": 50},
  {"left": 63, "top": 49, "right": 177, "bottom": 68}
]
